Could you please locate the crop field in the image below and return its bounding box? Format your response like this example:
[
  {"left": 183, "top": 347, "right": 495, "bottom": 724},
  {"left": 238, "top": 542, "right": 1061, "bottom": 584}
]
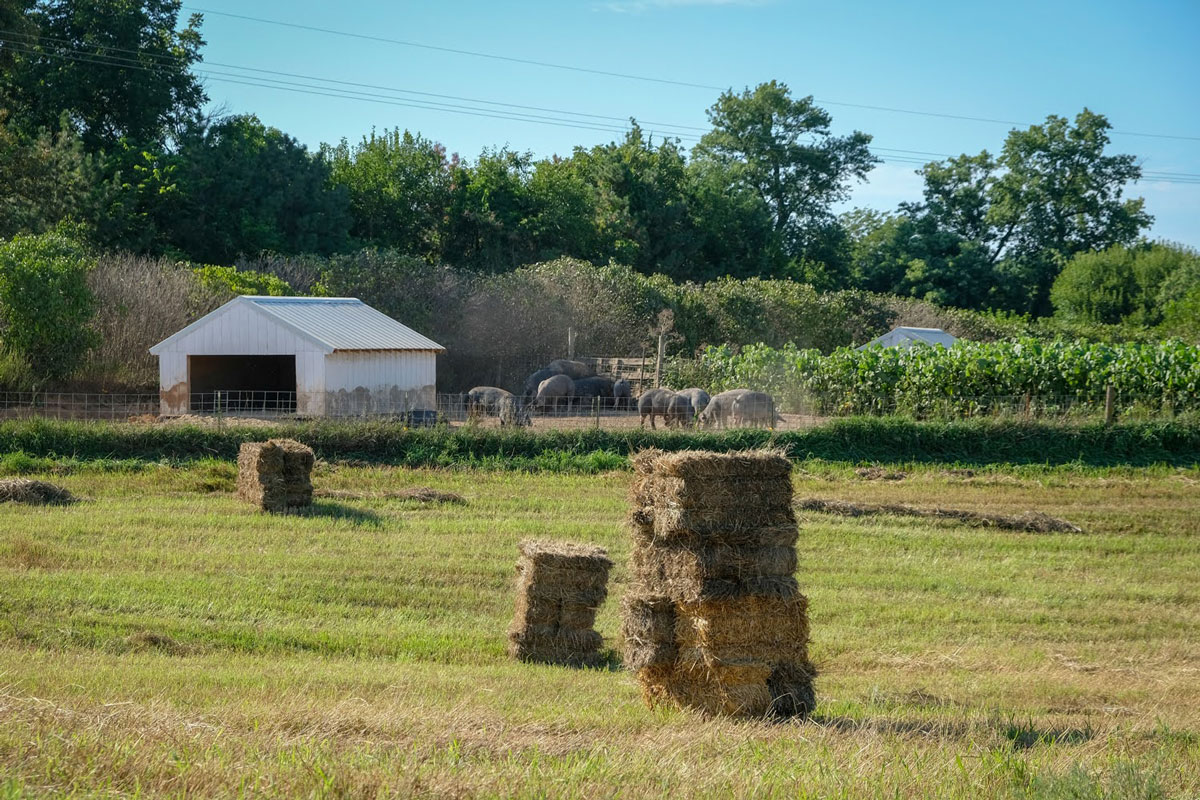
[{"left": 1, "top": 458, "right": 1198, "bottom": 798}]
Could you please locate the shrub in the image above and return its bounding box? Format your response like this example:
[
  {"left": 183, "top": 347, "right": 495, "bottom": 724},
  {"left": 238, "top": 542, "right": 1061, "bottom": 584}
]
[{"left": 0, "top": 229, "right": 98, "bottom": 385}]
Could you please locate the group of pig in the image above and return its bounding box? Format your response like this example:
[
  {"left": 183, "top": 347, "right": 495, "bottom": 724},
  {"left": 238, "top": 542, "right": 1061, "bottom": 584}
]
[{"left": 466, "top": 358, "right": 782, "bottom": 429}]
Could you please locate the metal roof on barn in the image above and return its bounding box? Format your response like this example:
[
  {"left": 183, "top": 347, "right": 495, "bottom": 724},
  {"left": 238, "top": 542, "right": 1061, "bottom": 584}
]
[
  {"left": 149, "top": 296, "right": 444, "bottom": 354},
  {"left": 857, "top": 326, "right": 958, "bottom": 350}
]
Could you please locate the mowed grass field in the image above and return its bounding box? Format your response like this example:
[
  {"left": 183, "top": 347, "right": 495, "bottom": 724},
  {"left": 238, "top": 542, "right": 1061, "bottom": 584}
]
[{"left": 1, "top": 459, "right": 1198, "bottom": 798}]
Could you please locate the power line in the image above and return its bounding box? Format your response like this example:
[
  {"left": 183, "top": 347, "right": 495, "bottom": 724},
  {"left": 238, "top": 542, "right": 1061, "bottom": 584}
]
[
  {"left": 5, "top": 36, "right": 1199, "bottom": 185},
  {"left": 183, "top": 5, "right": 1200, "bottom": 144},
  {"left": 183, "top": 6, "right": 724, "bottom": 92},
  {"left": 0, "top": 27, "right": 713, "bottom": 135}
]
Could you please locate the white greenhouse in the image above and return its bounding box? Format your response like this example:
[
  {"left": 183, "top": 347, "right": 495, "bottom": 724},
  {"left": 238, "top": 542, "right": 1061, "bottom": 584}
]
[
  {"left": 857, "top": 326, "right": 958, "bottom": 350},
  {"left": 149, "top": 296, "right": 444, "bottom": 417}
]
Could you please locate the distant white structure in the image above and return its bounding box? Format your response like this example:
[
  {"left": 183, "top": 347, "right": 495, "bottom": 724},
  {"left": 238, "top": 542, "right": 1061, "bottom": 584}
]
[
  {"left": 857, "top": 326, "right": 958, "bottom": 350},
  {"left": 149, "top": 296, "right": 444, "bottom": 417}
]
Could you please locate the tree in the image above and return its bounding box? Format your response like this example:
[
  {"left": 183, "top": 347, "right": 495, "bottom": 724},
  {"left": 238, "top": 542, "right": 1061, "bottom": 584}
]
[
  {"left": 163, "top": 115, "right": 351, "bottom": 263},
  {"left": 0, "top": 110, "right": 96, "bottom": 238},
  {"left": 687, "top": 158, "right": 785, "bottom": 281},
  {"left": 323, "top": 128, "right": 454, "bottom": 259},
  {"left": 1051, "top": 241, "right": 1200, "bottom": 325},
  {"left": 571, "top": 126, "right": 699, "bottom": 279},
  {"left": 0, "top": 228, "right": 99, "bottom": 384},
  {"left": 693, "top": 81, "right": 877, "bottom": 266},
  {"left": 907, "top": 110, "right": 1150, "bottom": 314},
  {"left": 0, "top": 0, "right": 207, "bottom": 151}
]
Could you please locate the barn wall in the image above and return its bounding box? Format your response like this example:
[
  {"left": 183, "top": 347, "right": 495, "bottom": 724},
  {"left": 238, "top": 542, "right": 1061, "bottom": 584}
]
[
  {"left": 324, "top": 351, "right": 437, "bottom": 415},
  {"left": 155, "top": 304, "right": 329, "bottom": 415}
]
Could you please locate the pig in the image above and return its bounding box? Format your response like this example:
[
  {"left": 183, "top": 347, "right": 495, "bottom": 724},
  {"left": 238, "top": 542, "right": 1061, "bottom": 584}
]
[
  {"left": 546, "top": 359, "right": 595, "bottom": 380},
  {"left": 523, "top": 368, "right": 559, "bottom": 402},
  {"left": 613, "top": 379, "right": 632, "bottom": 410},
  {"left": 638, "top": 388, "right": 679, "bottom": 430},
  {"left": 697, "top": 388, "right": 752, "bottom": 429},
  {"left": 535, "top": 374, "right": 575, "bottom": 412},
  {"left": 466, "top": 386, "right": 514, "bottom": 418},
  {"left": 731, "top": 390, "right": 783, "bottom": 429},
  {"left": 677, "top": 388, "right": 710, "bottom": 418},
  {"left": 573, "top": 375, "right": 616, "bottom": 409}
]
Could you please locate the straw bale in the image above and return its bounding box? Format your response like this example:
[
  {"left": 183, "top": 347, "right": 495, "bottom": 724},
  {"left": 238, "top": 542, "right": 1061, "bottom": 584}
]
[
  {"left": 620, "top": 595, "right": 677, "bottom": 670},
  {"left": 507, "top": 629, "right": 604, "bottom": 667},
  {"left": 509, "top": 539, "right": 611, "bottom": 667},
  {"left": 632, "top": 474, "right": 794, "bottom": 511},
  {"left": 632, "top": 542, "right": 796, "bottom": 585},
  {"left": 637, "top": 661, "right": 774, "bottom": 717},
  {"left": 767, "top": 662, "right": 818, "bottom": 717},
  {"left": 635, "top": 511, "right": 798, "bottom": 547},
  {"left": 236, "top": 441, "right": 286, "bottom": 511},
  {"left": 0, "top": 479, "right": 76, "bottom": 505},
  {"left": 274, "top": 439, "right": 314, "bottom": 507},
  {"left": 632, "top": 449, "right": 792, "bottom": 481},
  {"left": 674, "top": 594, "right": 810, "bottom": 663}
]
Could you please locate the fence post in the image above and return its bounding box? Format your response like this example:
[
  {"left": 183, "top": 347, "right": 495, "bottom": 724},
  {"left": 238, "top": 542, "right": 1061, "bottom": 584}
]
[
  {"left": 1105, "top": 384, "right": 1116, "bottom": 426},
  {"left": 654, "top": 332, "right": 665, "bottom": 389},
  {"left": 568, "top": 327, "right": 576, "bottom": 359}
]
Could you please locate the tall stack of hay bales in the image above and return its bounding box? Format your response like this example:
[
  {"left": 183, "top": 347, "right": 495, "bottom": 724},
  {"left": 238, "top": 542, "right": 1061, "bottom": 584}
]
[
  {"left": 508, "top": 540, "right": 613, "bottom": 667},
  {"left": 236, "top": 439, "right": 314, "bottom": 512},
  {"left": 621, "top": 449, "right": 815, "bottom": 717}
]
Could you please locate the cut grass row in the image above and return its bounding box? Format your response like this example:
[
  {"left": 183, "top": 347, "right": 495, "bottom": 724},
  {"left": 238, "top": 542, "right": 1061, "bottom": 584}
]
[
  {"left": 1, "top": 463, "right": 1198, "bottom": 797},
  {"left": 1, "top": 415, "right": 1198, "bottom": 470}
]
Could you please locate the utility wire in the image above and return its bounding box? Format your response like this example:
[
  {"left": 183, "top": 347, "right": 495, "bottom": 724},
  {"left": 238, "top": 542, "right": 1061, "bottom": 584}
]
[
  {"left": 182, "top": 5, "right": 1200, "bottom": 144},
  {"left": 5, "top": 36, "right": 1199, "bottom": 184}
]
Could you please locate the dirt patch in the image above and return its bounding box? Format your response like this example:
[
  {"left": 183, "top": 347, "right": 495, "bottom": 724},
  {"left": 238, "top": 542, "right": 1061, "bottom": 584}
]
[
  {"left": 796, "top": 497, "right": 1082, "bottom": 533},
  {"left": 0, "top": 479, "right": 76, "bottom": 505},
  {"left": 314, "top": 487, "right": 466, "bottom": 504}
]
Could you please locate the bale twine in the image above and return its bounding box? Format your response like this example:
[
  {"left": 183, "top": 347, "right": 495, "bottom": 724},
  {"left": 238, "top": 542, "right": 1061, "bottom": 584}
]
[
  {"left": 508, "top": 539, "right": 613, "bottom": 667},
  {"left": 236, "top": 439, "right": 314, "bottom": 512},
  {"left": 621, "top": 449, "right": 815, "bottom": 718}
]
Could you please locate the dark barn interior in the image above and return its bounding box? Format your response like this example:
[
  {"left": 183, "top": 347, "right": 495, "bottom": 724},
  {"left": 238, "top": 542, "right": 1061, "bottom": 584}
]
[{"left": 188, "top": 355, "right": 297, "bottom": 412}]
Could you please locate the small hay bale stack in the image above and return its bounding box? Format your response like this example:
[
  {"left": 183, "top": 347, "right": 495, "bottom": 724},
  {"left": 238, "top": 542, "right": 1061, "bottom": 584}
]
[
  {"left": 621, "top": 449, "right": 816, "bottom": 718},
  {"left": 508, "top": 540, "right": 613, "bottom": 667},
  {"left": 236, "top": 438, "right": 314, "bottom": 512}
]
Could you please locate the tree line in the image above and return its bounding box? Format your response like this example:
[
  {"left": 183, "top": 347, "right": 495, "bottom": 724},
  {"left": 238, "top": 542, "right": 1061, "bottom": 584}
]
[{"left": 3, "top": 0, "right": 1189, "bottom": 324}]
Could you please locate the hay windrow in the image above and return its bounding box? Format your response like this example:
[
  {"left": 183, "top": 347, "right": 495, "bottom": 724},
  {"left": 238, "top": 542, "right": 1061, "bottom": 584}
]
[
  {"left": 796, "top": 497, "right": 1083, "bottom": 533},
  {"left": 314, "top": 487, "right": 466, "bottom": 504},
  {"left": 0, "top": 479, "right": 76, "bottom": 505},
  {"left": 508, "top": 539, "right": 612, "bottom": 667}
]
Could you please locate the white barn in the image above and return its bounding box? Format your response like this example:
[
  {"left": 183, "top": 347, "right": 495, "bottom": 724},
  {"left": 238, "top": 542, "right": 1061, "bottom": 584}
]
[
  {"left": 149, "top": 296, "right": 444, "bottom": 417},
  {"left": 857, "top": 326, "right": 958, "bottom": 350}
]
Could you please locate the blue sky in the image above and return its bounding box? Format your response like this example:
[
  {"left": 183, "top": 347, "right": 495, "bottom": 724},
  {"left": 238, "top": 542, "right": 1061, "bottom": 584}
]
[{"left": 184, "top": 0, "right": 1200, "bottom": 247}]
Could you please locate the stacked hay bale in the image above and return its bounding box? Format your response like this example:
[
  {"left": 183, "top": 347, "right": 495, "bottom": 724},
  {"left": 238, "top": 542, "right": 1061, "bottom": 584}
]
[
  {"left": 236, "top": 439, "right": 314, "bottom": 512},
  {"left": 621, "top": 449, "right": 815, "bottom": 718},
  {"left": 508, "top": 540, "right": 613, "bottom": 667}
]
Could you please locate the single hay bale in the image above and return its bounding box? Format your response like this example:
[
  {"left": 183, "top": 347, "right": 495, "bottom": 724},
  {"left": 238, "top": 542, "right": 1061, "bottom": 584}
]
[
  {"left": 674, "top": 594, "right": 811, "bottom": 665},
  {"left": 275, "top": 439, "right": 314, "bottom": 507},
  {"left": 632, "top": 474, "right": 795, "bottom": 512},
  {"left": 0, "top": 479, "right": 75, "bottom": 505},
  {"left": 508, "top": 539, "right": 613, "bottom": 667},
  {"left": 637, "top": 661, "right": 774, "bottom": 717},
  {"left": 795, "top": 497, "right": 1082, "bottom": 533},
  {"left": 236, "top": 439, "right": 314, "bottom": 512},
  {"left": 620, "top": 595, "right": 677, "bottom": 670},
  {"left": 634, "top": 449, "right": 792, "bottom": 481}
]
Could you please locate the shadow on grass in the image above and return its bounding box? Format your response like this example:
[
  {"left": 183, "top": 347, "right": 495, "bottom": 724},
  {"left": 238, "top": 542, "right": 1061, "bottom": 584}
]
[
  {"left": 287, "top": 500, "right": 383, "bottom": 526},
  {"left": 1003, "top": 718, "right": 1094, "bottom": 750}
]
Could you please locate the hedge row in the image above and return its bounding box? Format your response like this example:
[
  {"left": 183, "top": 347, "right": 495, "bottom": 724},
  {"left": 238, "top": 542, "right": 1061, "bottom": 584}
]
[{"left": 1, "top": 418, "right": 1197, "bottom": 468}]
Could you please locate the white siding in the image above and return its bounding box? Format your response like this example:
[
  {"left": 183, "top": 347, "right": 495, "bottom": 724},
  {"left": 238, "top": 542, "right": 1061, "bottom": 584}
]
[{"left": 324, "top": 351, "right": 437, "bottom": 413}]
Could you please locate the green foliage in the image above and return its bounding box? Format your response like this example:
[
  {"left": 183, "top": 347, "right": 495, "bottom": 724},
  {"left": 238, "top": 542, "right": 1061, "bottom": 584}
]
[
  {"left": 1051, "top": 242, "right": 1199, "bottom": 325},
  {"left": 676, "top": 338, "right": 1200, "bottom": 417},
  {"left": 0, "top": 112, "right": 96, "bottom": 239},
  {"left": 163, "top": 115, "right": 352, "bottom": 263},
  {"left": 323, "top": 128, "right": 453, "bottom": 259},
  {"left": 890, "top": 110, "right": 1151, "bottom": 315},
  {"left": 0, "top": 416, "right": 1196, "bottom": 468},
  {"left": 0, "top": 229, "right": 98, "bottom": 383},
  {"left": 192, "top": 264, "right": 293, "bottom": 297},
  {"left": 0, "top": 0, "right": 206, "bottom": 151},
  {"left": 694, "top": 80, "right": 877, "bottom": 270}
]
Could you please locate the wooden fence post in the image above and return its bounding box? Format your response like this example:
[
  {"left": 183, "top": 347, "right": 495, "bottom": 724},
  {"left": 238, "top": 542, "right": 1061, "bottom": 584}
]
[
  {"left": 654, "top": 332, "right": 665, "bottom": 389},
  {"left": 1105, "top": 384, "right": 1116, "bottom": 426}
]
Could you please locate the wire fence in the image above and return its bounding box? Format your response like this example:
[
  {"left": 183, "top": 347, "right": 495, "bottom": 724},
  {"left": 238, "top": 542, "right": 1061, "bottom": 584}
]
[{"left": 0, "top": 389, "right": 1180, "bottom": 427}]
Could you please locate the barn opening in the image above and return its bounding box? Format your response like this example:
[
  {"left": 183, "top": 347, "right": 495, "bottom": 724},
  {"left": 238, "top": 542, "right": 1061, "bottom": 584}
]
[{"left": 189, "top": 355, "right": 297, "bottom": 412}]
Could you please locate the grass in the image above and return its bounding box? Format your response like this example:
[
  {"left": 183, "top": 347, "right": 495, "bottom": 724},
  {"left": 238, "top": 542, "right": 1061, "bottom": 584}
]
[
  {"left": 1, "top": 415, "right": 1199, "bottom": 469},
  {"left": 0, "top": 460, "right": 1198, "bottom": 797}
]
